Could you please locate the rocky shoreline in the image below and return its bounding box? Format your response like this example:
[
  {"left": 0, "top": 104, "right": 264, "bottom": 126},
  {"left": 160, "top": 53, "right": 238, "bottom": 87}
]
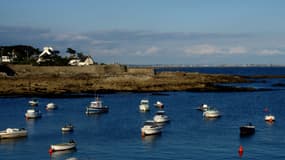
[{"left": 0, "top": 64, "right": 259, "bottom": 97}]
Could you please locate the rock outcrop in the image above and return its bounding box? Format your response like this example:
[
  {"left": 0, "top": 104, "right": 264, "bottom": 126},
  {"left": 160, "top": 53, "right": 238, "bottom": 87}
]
[{"left": 0, "top": 65, "right": 252, "bottom": 97}]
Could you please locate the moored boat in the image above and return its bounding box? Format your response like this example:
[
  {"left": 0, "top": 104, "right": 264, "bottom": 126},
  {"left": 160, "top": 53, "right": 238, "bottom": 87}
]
[
  {"left": 0, "top": 128, "right": 27, "bottom": 139},
  {"left": 139, "top": 99, "right": 150, "bottom": 112},
  {"left": 46, "top": 102, "right": 57, "bottom": 110},
  {"left": 28, "top": 99, "right": 39, "bottom": 106},
  {"left": 49, "top": 140, "right": 76, "bottom": 152},
  {"left": 61, "top": 124, "right": 74, "bottom": 132},
  {"left": 154, "top": 101, "right": 164, "bottom": 108},
  {"left": 196, "top": 104, "right": 210, "bottom": 112},
  {"left": 265, "top": 114, "right": 275, "bottom": 122},
  {"left": 240, "top": 123, "right": 255, "bottom": 136},
  {"left": 85, "top": 97, "right": 109, "bottom": 114},
  {"left": 141, "top": 120, "right": 162, "bottom": 136},
  {"left": 203, "top": 108, "right": 221, "bottom": 118},
  {"left": 25, "top": 108, "right": 42, "bottom": 119},
  {"left": 153, "top": 111, "right": 170, "bottom": 123}
]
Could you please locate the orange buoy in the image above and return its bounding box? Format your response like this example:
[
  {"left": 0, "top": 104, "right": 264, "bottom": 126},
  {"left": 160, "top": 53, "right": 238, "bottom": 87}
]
[
  {"left": 141, "top": 131, "right": 145, "bottom": 137},
  {"left": 238, "top": 145, "right": 243, "bottom": 157}
]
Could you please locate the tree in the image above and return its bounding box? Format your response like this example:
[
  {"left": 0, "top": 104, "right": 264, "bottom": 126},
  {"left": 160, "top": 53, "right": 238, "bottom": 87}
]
[
  {"left": 66, "top": 48, "right": 76, "bottom": 58},
  {"left": 77, "top": 52, "right": 87, "bottom": 60}
]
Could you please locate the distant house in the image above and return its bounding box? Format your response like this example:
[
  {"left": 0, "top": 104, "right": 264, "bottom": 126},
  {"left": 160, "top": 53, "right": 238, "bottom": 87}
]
[
  {"left": 69, "top": 56, "right": 95, "bottom": 66},
  {"left": 36, "top": 47, "right": 54, "bottom": 63},
  {"left": 1, "top": 50, "right": 17, "bottom": 63},
  {"left": 1, "top": 56, "right": 12, "bottom": 63}
]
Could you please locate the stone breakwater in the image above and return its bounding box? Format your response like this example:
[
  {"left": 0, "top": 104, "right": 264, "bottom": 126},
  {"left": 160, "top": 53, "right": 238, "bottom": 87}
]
[{"left": 0, "top": 65, "right": 252, "bottom": 97}]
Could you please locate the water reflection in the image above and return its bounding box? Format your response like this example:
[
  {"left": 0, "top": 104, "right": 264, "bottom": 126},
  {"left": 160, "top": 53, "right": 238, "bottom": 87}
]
[
  {"left": 50, "top": 148, "right": 77, "bottom": 159},
  {"left": 142, "top": 134, "right": 161, "bottom": 144}
]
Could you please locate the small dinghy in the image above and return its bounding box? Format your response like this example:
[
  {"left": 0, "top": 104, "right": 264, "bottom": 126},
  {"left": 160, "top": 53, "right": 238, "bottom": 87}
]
[
  {"left": 49, "top": 140, "right": 76, "bottom": 152},
  {"left": 265, "top": 114, "right": 275, "bottom": 122},
  {"left": 196, "top": 104, "right": 210, "bottom": 112},
  {"left": 154, "top": 101, "right": 164, "bottom": 108},
  {"left": 28, "top": 99, "right": 39, "bottom": 106},
  {"left": 240, "top": 123, "right": 255, "bottom": 136},
  {"left": 61, "top": 124, "right": 74, "bottom": 132},
  {"left": 203, "top": 108, "right": 221, "bottom": 118},
  {"left": 46, "top": 102, "right": 57, "bottom": 110}
]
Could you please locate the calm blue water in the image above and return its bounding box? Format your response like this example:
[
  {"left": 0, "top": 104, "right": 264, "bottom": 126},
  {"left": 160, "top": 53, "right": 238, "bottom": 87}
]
[
  {"left": 155, "top": 66, "right": 285, "bottom": 76},
  {"left": 1, "top": 67, "right": 285, "bottom": 160}
]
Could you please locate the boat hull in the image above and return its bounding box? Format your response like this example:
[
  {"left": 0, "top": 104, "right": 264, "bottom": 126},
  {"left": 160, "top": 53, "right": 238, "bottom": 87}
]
[
  {"left": 141, "top": 128, "right": 162, "bottom": 136},
  {"left": 203, "top": 110, "right": 221, "bottom": 118},
  {"left": 46, "top": 103, "right": 57, "bottom": 110},
  {"left": 0, "top": 129, "right": 27, "bottom": 139},
  {"left": 50, "top": 143, "right": 76, "bottom": 151},
  {"left": 25, "top": 113, "right": 42, "bottom": 119},
  {"left": 240, "top": 126, "right": 255, "bottom": 136},
  {"left": 85, "top": 107, "right": 109, "bottom": 114},
  {"left": 153, "top": 116, "right": 170, "bottom": 123},
  {"left": 265, "top": 115, "right": 275, "bottom": 122},
  {"left": 139, "top": 105, "right": 150, "bottom": 112}
]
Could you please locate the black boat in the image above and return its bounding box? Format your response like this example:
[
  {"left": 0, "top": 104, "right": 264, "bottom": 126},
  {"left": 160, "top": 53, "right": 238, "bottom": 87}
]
[{"left": 240, "top": 123, "right": 255, "bottom": 136}]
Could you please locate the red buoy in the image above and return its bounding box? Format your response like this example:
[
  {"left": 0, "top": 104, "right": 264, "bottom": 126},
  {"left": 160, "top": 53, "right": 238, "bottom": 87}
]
[
  {"left": 238, "top": 145, "right": 243, "bottom": 157},
  {"left": 48, "top": 148, "right": 53, "bottom": 155}
]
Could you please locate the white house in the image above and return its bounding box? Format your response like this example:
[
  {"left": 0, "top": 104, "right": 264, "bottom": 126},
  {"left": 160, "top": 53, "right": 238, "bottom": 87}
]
[
  {"left": 69, "top": 56, "right": 95, "bottom": 66},
  {"left": 37, "top": 47, "right": 54, "bottom": 63}
]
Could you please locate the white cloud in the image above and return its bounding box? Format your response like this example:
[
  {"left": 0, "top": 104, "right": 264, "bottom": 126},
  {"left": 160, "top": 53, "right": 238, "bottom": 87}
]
[
  {"left": 135, "top": 46, "right": 161, "bottom": 56},
  {"left": 258, "top": 49, "right": 283, "bottom": 55},
  {"left": 55, "top": 33, "right": 89, "bottom": 41},
  {"left": 228, "top": 46, "right": 247, "bottom": 54},
  {"left": 145, "top": 46, "right": 160, "bottom": 54},
  {"left": 183, "top": 44, "right": 222, "bottom": 55},
  {"left": 183, "top": 44, "right": 249, "bottom": 56}
]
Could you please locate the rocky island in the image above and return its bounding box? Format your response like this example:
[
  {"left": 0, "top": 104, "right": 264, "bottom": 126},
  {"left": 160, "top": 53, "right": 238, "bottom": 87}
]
[{"left": 0, "top": 64, "right": 253, "bottom": 97}]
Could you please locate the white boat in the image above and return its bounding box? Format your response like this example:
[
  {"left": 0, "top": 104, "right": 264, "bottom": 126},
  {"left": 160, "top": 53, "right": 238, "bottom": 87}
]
[
  {"left": 49, "top": 140, "right": 76, "bottom": 152},
  {"left": 153, "top": 111, "right": 170, "bottom": 123},
  {"left": 25, "top": 108, "right": 42, "bottom": 119},
  {"left": 203, "top": 108, "right": 221, "bottom": 118},
  {"left": 265, "top": 114, "right": 275, "bottom": 122},
  {"left": 46, "top": 102, "right": 57, "bottom": 110},
  {"left": 28, "top": 99, "right": 38, "bottom": 106},
  {"left": 154, "top": 101, "right": 164, "bottom": 108},
  {"left": 0, "top": 128, "right": 27, "bottom": 139},
  {"left": 141, "top": 120, "right": 162, "bottom": 136},
  {"left": 197, "top": 104, "right": 210, "bottom": 112},
  {"left": 139, "top": 99, "right": 150, "bottom": 112},
  {"left": 61, "top": 124, "right": 74, "bottom": 132},
  {"left": 85, "top": 97, "right": 109, "bottom": 114}
]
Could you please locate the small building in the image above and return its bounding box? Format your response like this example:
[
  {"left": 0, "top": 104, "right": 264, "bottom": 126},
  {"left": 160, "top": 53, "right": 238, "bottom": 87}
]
[
  {"left": 37, "top": 47, "right": 54, "bottom": 63},
  {"left": 69, "top": 56, "right": 95, "bottom": 66},
  {"left": 1, "top": 56, "right": 12, "bottom": 63}
]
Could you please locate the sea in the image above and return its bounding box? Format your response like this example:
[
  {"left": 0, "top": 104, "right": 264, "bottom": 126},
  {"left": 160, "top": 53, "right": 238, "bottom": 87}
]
[{"left": 1, "top": 67, "right": 285, "bottom": 160}]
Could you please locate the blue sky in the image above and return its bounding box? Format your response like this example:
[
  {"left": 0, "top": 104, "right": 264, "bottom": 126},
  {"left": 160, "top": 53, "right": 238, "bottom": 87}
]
[{"left": 1, "top": 0, "right": 285, "bottom": 65}]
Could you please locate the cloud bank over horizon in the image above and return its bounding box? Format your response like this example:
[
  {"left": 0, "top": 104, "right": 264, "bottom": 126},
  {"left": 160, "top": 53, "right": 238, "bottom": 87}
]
[{"left": 1, "top": 25, "right": 285, "bottom": 65}]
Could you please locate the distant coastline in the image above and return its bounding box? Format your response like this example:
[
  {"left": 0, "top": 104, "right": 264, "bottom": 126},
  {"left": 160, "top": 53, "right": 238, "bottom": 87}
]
[{"left": 0, "top": 64, "right": 284, "bottom": 97}]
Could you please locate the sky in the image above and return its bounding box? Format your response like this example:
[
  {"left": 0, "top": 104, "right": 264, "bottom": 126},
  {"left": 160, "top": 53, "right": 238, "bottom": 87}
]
[{"left": 1, "top": 0, "right": 285, "bottom": 65}]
